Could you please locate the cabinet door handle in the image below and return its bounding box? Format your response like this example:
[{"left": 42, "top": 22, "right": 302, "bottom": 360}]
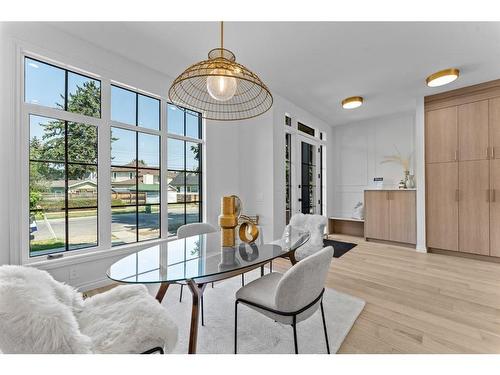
[
  {"left": 487, "top": 147, "right": 490, "bottom": 159},
  {"left": 492, "top": 189, "right": 496, "bottom": 203},
  {"left": 455, "top": 189, "right": 459, "bottom": 202},
  {"left": 493, "top": 147, "right": 496, "bottom": 159},
  {"left": 454, "top": 150, "right": 458, "bottom": 161}
]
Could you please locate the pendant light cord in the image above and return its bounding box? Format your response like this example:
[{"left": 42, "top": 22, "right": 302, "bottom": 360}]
[{"left": 220, "top": 21, "right": 224, "bottom": 56}]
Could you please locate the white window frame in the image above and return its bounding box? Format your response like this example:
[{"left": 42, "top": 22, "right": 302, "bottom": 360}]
[
  {"left": 166, "top": 104, "right": 204, "bottom": 238},
  {"left": 14, "top": 45, "right": 206, "bottom": 267}
]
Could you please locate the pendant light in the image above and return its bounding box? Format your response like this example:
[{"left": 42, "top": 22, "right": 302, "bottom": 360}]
[{"left": 168, "top": 22, "right": 273, "bottom": 121}]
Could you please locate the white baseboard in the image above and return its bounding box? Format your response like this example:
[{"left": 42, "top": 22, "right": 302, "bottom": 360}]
[
  {"left": 76, "top": 277, "right": 115, "bottom": 292},
  {"left": 416, "top": 245, "right": 427, "bottom": 253}
]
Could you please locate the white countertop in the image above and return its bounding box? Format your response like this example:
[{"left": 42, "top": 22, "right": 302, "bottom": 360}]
[
  {"left": 364, "top": 188, "right": 417, "bottom": 191},
  {"left": 329, "top": 217, "right": 365, "bottom": 222}
]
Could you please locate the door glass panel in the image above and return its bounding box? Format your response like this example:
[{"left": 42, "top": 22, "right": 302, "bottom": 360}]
[
  {"left": 285, "top": 133, "right": 292, "bottom": 224},
  {"left": 301, "top": 141, "right": 316, "bottom": 214}
]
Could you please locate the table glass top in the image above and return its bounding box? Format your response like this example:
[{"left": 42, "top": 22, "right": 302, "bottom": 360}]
[{"left": 107, "top": 227, "right": 309, "bottom": 284}]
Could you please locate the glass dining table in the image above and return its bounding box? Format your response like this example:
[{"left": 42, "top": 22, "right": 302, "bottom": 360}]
[{"left": 107, "top": 226, "right": 310, "bottom": 354}]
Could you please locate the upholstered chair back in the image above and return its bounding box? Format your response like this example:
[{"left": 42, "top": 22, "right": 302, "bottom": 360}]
[
  {"left": 274, "top": 246, "right": 334, "bottom": 312},
  {"left": 177, "top": 222, "right": 217, "bottom": 239},
  {"left": 289, "top": 213, "right": 327, "bottom": 247}
]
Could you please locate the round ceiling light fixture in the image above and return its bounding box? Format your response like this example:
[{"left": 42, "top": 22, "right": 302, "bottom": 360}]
[
  {"left": 342, "top": 96, "right": 363, "bottom": 109},
  {"left": 168, "top": 22, "right": 273, "bottom": 121},
  {"left": 426, "top": 68, "right": 460, "bottom": 87}
]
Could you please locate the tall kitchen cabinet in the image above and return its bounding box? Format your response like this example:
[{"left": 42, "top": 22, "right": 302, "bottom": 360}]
[{"left": 425, "top": 80, "right": 500, "bottom": 258}]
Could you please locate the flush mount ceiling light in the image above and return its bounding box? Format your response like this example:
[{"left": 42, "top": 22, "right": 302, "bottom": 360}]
[
  {"left": 426, "top": 68, "right": 460, "bottom": 87},
  {"left": 168, "top": 21, "right": 273, "bottom": 121},
  {"left": 342, "top": 96, "right": 363, "bottom": 109}
]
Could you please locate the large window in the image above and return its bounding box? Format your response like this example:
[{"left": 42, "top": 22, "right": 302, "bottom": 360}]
[
  {"left": 167, "top": 104, "right": 202, "bottom": 236},
  {"left": 25, "top": 58, "right": 100, "bottom": 257},
  {"left": 23, "top": 55, "right": 204, "bottom": 260},
  {"left": 110, "top": 86, "right": 161, "bottom": 246}
]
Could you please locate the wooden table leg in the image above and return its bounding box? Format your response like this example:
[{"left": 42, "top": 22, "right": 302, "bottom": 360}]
[
  {"left": 155, "top": 283, "right": 170, "bottom": 303},
  {"left": 289, "top": 251, "right": 298, "bottom": 265},
  {"left": 186, "top": 280, "right": 207, "bottom": 354}
]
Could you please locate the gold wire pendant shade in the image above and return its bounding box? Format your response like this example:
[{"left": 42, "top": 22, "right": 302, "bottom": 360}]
[{"left": 168, "top": 22, "right": 273, "bottom": 121}]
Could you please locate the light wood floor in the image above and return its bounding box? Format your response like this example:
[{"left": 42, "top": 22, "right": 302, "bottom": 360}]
[
  {"left": 89, "top": 235, "right": 500, "bottom": 353},
  {"left": 273, "top": 235, "right": 500, "bottom": 353}
]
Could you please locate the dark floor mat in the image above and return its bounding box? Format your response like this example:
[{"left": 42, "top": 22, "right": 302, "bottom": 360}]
[{"left": 323, "top": 239, "right": 357, "bottom": 258}]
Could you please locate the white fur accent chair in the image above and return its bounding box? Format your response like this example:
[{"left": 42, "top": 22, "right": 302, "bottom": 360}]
[
  {"left": 285, "top": 213, "right": 328, "bottom": 261},
  {"left": 0, "top": 265, "right": 177, "bottom": 354}
]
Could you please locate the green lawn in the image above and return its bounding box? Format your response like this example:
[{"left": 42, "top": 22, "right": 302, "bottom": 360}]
[{"left": 30, "top": 239, "right": 65, "bottom": 253}]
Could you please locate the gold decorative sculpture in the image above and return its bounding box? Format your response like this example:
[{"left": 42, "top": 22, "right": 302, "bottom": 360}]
[
  {"left": 218, "top": 195, "right": 241, "bottom": 247},
  {"left": 218, "top": 195, "right": 260, "bottom": 245},
  {"left": 239, "top": 222, "right": 259, "bottom": 243}
]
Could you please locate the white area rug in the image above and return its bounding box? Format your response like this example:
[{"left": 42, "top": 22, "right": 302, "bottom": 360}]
[{"left": 148, "top": 269, "right": 365, "bottom": 354}]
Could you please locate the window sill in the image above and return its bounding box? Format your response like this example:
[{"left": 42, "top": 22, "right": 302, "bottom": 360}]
[{"left": 26, "top": 238, "right": 172, "bottom": 270}]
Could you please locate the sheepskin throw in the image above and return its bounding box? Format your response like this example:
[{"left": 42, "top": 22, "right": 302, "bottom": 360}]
[
  {"left": 0, "top": 265, "right": 177, "bottom": 354},
  {"left": 288, "top": 213, "right": 328, "bottom": 261}
]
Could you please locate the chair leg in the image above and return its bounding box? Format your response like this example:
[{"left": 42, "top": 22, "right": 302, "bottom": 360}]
[
  {"left": 234, "top": 301, "right": 239, "bottom": 354},
  {"left": 261, "top": 265, "right": 264, "bottom": 276},
  {"left": 320, "top": 300, "right": 330, "bottom": 354},
  {"left": 269, "top": 260, "right": 273, "bottom": 273},
  {"left": 292, "top": 315, "right": 298, "bottom": 354},
  {"left": 179, "top": 284, "right": 183, "bottom": 302},
  {"left": 201, "top": 296, "right": 205, "bottom": 326},
  {"left": 241, "top": 274, "right": 245, "bottom": 286},
  {"left": 211, "top": 282, "right": 214, "bottom": 288}
]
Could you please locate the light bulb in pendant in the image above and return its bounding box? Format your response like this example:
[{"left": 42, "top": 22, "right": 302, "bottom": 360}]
[{"left": 207, "top": 69, "right": 237, "bottom": 101}]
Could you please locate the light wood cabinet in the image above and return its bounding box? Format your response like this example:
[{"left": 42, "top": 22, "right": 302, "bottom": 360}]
[
  {"left": 425, "top": 107, "right": 457, "bottom": 163},
  {"left": 364, "top": 191, "right": 390, "bottom": 241},
  {"left": 426, "top": 162, "right": 458, "bottom": 252},
  {"left": 458, "top": 160, "right": 490, "bottom": 255},
  {"left": 490, "top": 159, "right": 500, "bottom": 257},
  {"left": 389, "top": 191, "right": 416, "bottom": 244},
  {"left": 425, "top": 80, "right": 500, "bottom": 260},
  {"left": 458, "top": 100, "right": 489, "bottom": 161},
  {"left": 489, "top": 97, "right": 500, "bottom": 159},
  {"left": 364, "top": 190, "right": 416, "bottom": 245}
]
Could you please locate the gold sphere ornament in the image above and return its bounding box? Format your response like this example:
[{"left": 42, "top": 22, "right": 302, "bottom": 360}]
[{"left": 239, "top": 222, "right": 260, "bottom": 244}]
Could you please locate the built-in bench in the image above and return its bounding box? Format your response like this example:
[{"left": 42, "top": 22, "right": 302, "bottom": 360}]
[{"left": 328, "top": 217, "right": 364, "bottom": 237}]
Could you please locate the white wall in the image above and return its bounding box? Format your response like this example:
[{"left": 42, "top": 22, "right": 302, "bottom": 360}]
[
  {"left": 237, "top": 110, "right": 274, "bottom": 241},
  {"left": 0, "top": 22, "right": 335, "bottom": 289},
  {"left": 414, "top": 99, "right": 426, "bottom": 251},
  {"left": 330, "top": 112, "right": 416, "bottom": 218},
  {"left": 0, "top": 24, "right": 12, "bottom": 266},
  {"left": 204, "top": 121, "right": 240, "bottom": 227}
]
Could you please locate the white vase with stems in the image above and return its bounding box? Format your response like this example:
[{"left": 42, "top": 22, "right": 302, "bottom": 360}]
[{"left": 380, "top": 146, "right": 413, "bottom": 189}]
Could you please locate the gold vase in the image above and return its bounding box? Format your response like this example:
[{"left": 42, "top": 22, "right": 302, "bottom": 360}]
[{"left": 218, "top": 195, "right": 241, "bottom": 247}]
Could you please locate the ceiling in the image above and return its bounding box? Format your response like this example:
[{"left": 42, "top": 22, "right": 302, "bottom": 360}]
[{"left": 51, "top": 22, "right": 500, "bottom": 126}]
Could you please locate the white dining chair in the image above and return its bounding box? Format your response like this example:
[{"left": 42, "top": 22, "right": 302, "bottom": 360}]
[
  {"left": 234, "top": 246, "right": 334, "bottom": 354},
  {"left": 176, "top": 222, "right": 217, "bottom": 326},
  {"left": 177, "top": 222, "right": 217, "bottom": 239},
  {"left": 0, "top": 265, "right": 177, "bottom": 354}
]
